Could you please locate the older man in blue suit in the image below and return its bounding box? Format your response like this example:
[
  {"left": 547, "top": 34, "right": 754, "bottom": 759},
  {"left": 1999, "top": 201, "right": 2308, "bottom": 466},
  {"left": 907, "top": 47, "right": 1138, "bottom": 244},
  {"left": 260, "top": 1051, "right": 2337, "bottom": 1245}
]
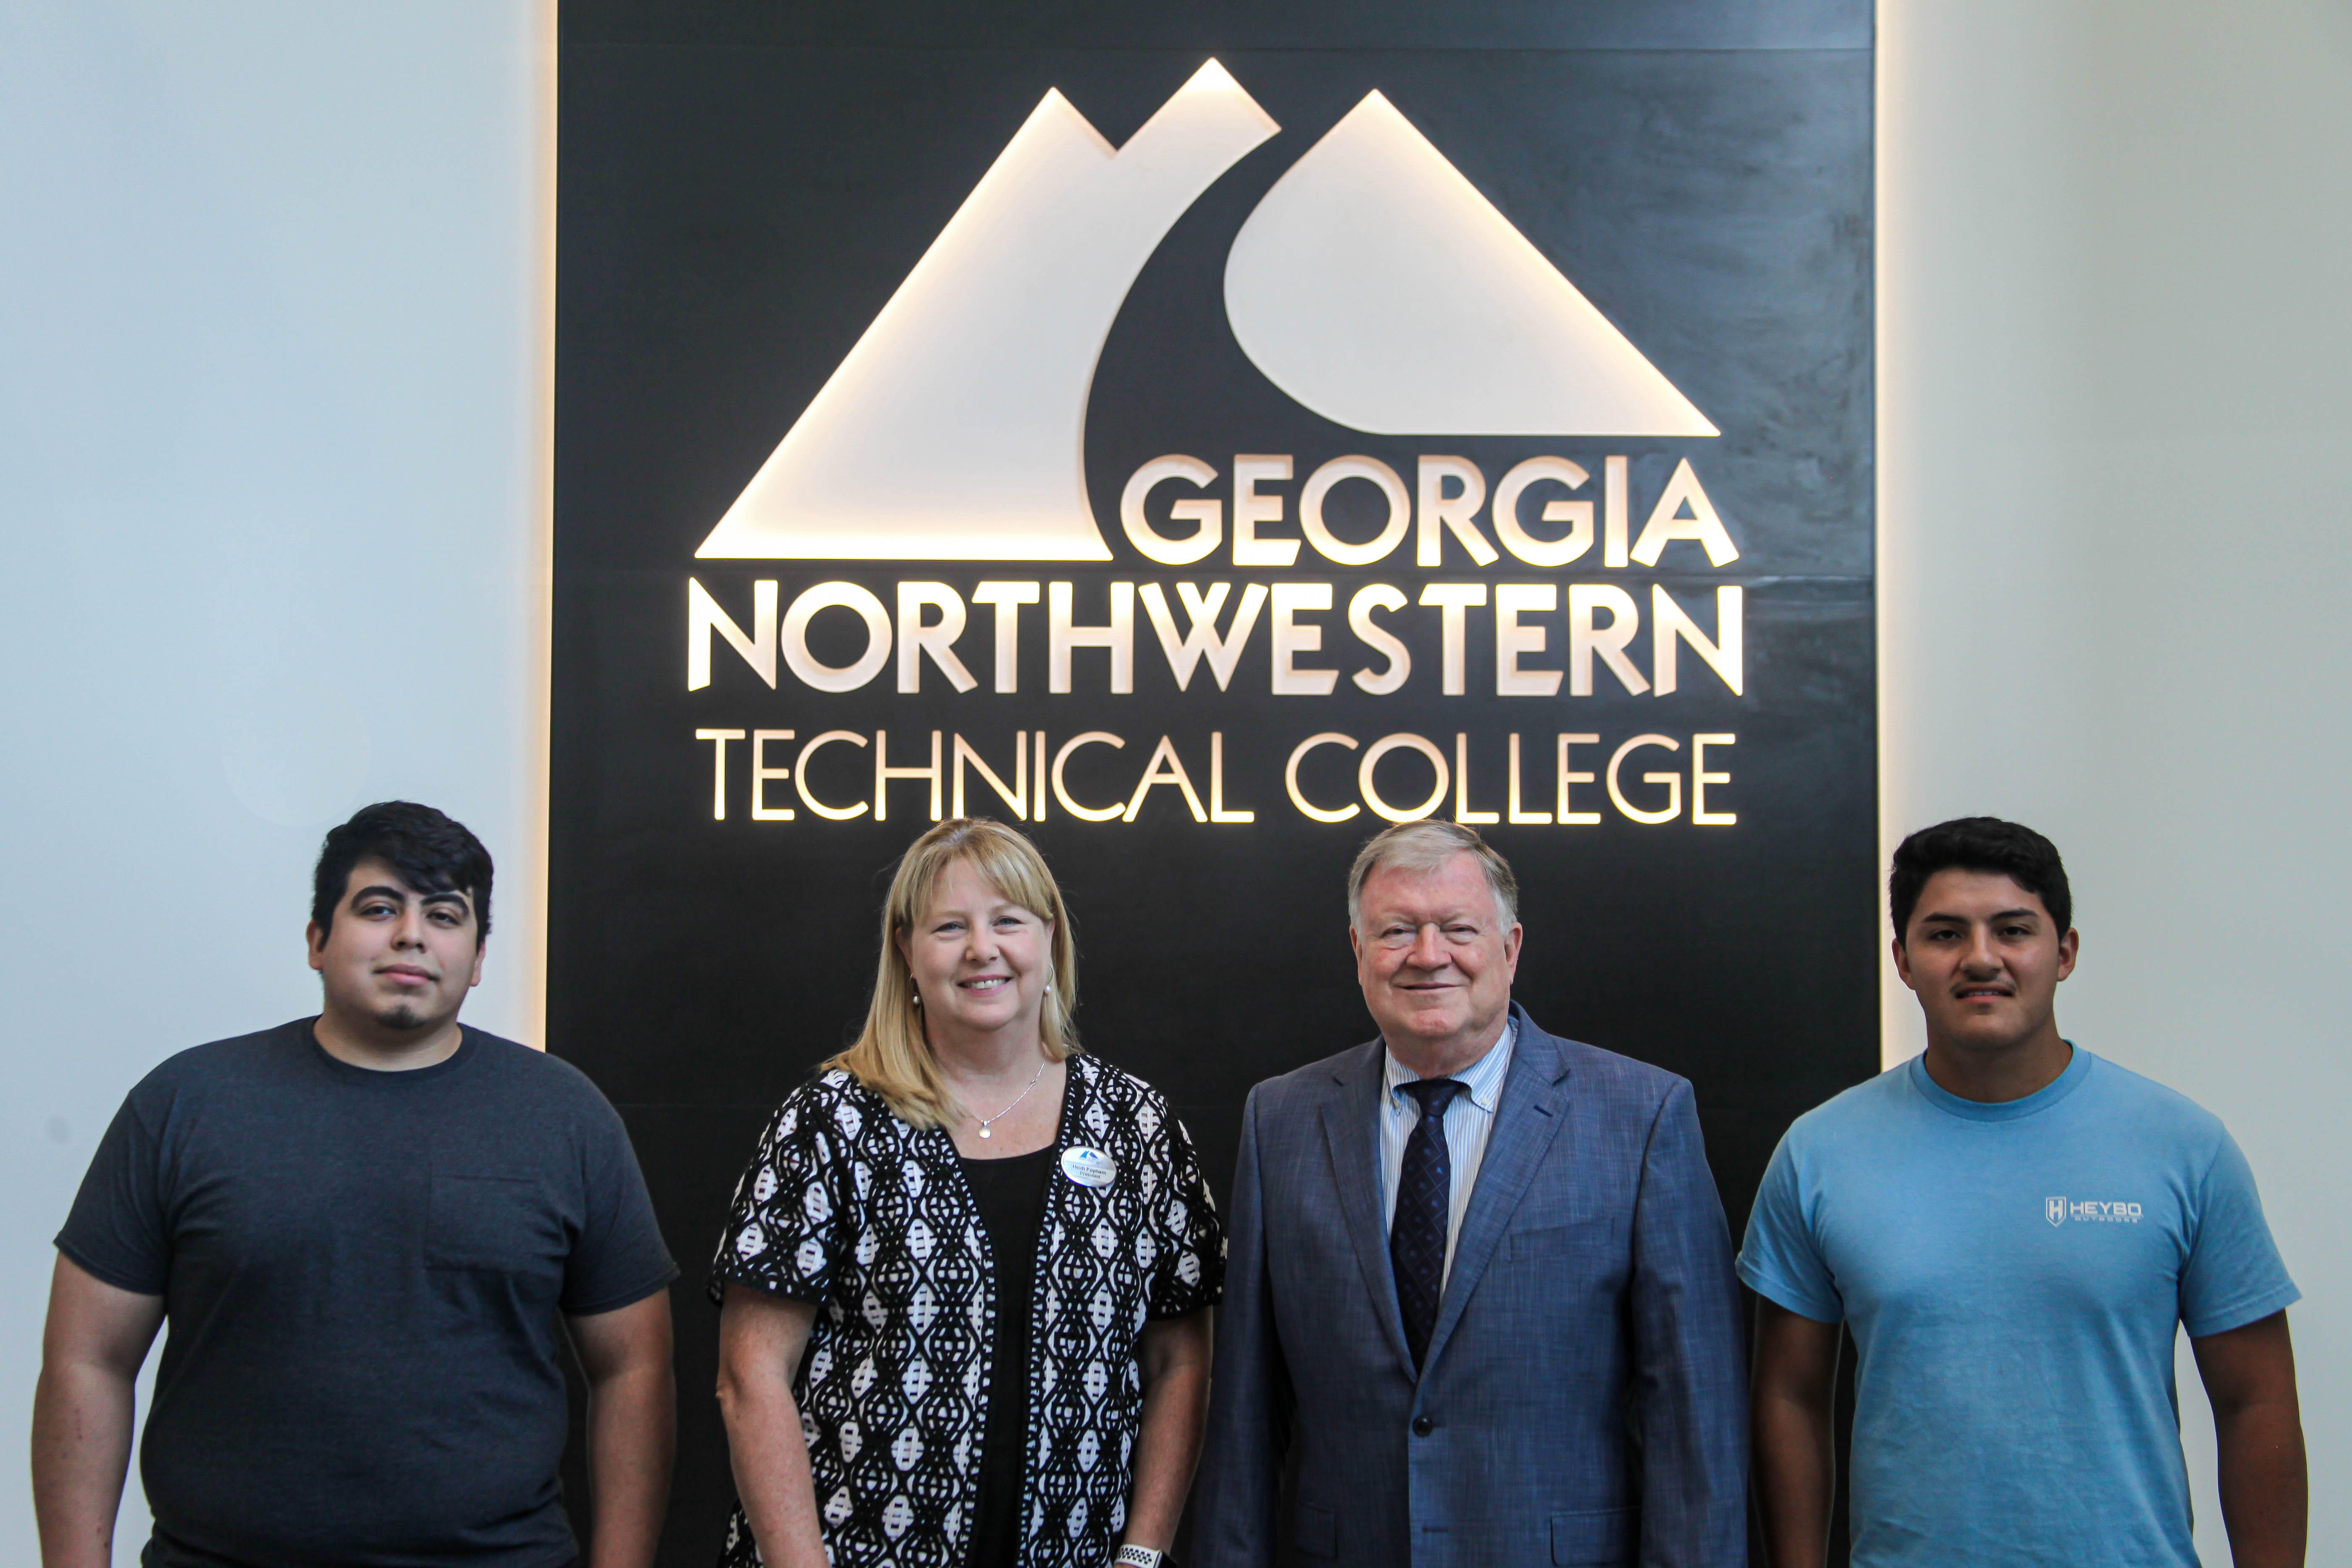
[{"left": 1194, "top": 821, "right": 1746, "bottom": 1568}]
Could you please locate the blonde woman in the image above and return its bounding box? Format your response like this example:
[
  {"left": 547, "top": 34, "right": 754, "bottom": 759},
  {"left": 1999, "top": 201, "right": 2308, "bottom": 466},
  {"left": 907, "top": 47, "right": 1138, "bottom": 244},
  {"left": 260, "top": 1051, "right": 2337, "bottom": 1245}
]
[{"left": 712, "top": 819, "right": 1222, "bottom": 1568}]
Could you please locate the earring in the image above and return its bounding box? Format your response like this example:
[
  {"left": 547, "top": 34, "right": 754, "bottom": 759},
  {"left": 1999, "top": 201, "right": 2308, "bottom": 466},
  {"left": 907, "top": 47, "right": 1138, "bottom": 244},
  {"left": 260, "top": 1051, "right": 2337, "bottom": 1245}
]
[{"left": 909, "top": 990, "right": 923, "bottom": 1009}]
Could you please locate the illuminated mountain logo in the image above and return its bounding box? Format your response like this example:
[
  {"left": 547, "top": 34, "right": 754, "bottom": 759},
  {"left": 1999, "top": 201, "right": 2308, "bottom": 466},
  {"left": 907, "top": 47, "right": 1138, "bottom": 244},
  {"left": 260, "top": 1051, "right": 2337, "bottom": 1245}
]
[
  {"left": 1225, "top": 93, "right": 1716, "bottom": 439},
  {"left": 695, "top": 63, "right": 1712, "bottom": 562}
]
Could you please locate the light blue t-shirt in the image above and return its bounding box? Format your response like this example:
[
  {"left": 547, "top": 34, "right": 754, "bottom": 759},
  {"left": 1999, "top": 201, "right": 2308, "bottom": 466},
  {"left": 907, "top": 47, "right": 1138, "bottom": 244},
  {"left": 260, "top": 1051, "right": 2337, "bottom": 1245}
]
[{"left": 1739, "top": 1047, "right": 2298, "bottom": 1568}]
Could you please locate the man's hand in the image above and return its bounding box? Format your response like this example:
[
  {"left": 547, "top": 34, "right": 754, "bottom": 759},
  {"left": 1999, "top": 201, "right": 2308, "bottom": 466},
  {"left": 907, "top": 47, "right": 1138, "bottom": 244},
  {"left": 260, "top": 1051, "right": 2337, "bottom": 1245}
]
[
  {"left": 2193, "top": 1310, "right": 2305, "bottom": 1568},
  {"left": 1750, "top": 1296, "right": 1842, "bottom": 1568},
  {"left": 32, "top": 1254, "right": 165, "bottom": 1568},
  {"left": 569, "top": 1289, "right": 677, "bottom": 1568}
]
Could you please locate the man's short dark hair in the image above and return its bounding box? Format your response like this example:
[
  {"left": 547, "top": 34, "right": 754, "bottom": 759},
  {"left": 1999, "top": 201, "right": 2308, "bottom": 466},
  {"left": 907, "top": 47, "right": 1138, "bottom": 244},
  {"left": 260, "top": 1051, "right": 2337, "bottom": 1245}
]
[
  {"left": 1889, "top": 816, "right": 2070, "bottom": 940},
  {"left": 312, "top": 802, "right": 494, "bottom": 946}
]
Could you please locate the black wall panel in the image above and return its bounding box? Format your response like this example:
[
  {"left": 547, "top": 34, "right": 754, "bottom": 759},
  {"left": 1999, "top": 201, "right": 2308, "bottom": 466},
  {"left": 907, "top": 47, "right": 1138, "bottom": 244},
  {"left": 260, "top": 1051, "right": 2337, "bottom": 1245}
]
[{"left": 555, "top": 3, "right": 1873, "bottom": 1560}]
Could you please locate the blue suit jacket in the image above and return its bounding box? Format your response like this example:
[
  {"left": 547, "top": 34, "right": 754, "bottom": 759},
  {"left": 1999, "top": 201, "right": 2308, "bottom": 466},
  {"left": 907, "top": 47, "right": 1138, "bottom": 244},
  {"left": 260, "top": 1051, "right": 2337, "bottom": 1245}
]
[{"left": 1193, "top": 1007, "right": 1747, "bottom": 1568}]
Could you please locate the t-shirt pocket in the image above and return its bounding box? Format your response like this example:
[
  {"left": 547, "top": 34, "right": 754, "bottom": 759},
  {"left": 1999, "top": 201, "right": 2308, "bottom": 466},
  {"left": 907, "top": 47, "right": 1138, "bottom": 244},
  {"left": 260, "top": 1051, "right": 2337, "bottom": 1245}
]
[{"left": 425, "top": 1171, "right": 554, "bottom": 1273}]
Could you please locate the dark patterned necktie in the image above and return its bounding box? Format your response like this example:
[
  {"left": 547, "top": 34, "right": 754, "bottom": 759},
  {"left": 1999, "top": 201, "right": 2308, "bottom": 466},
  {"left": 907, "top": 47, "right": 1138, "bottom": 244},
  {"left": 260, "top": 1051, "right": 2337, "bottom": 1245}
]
[{"left": 1389, "top": 1077, "right": 1465, "bottom": 1371}]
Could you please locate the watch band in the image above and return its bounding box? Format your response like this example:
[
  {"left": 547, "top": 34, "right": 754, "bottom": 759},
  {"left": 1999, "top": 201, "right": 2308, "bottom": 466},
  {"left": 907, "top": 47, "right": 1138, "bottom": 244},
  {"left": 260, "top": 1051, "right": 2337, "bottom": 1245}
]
[{"left": 1114, "top": 1547, "right": 1164, "bottom": 1568}]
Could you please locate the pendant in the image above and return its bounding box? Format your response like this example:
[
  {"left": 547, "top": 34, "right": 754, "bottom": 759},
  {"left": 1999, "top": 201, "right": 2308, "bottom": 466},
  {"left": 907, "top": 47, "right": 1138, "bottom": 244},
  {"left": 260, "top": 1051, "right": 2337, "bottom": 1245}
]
[{"left": 979, "top": 1127, "right": 991, "bottom": 1139}]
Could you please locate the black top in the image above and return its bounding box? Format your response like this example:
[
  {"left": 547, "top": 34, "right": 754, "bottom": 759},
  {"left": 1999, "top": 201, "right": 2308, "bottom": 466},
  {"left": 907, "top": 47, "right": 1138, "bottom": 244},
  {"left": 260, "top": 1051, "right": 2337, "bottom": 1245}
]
[
  {"left": 711, "top": 1055, "right": 1225, "bottom": 1568},
  {"left": 56, "top": 1019, "right": 678, "bottom": 1568},
  {"left": 960, "top": 1145, "right": 1056, "bottom": 1568}
]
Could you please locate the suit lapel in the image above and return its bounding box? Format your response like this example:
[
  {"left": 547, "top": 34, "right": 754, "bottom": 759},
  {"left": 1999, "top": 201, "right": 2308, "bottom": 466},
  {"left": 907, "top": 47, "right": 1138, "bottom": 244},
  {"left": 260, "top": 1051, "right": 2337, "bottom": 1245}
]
[
  {"left": 1318, "top": 1041, "right": 1416, "bottom": 1379},
  {"left": 1419, "top": 1011, "right": 1571, "bottom": 1375}
]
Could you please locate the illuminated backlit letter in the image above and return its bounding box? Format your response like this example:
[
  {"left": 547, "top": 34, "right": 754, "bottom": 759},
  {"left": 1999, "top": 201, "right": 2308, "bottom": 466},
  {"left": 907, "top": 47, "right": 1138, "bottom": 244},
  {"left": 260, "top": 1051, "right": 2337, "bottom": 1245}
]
[
  {"left": 1122, "top": 456, "right": 1224, "bottom": 566},
  {"left": 1494, "top": 584, "right": 1562, "bottom": 696},
  {"left": 1418, "top": 584, "right": 1487, "bottom": 696},
  {"left": 1359, "top": 733, "right": 1449, "bottom": 823},
  {"left": 896, "top": 583, "right": 978, "bottom": 693},
  {"left": 751, "top": 729, "right": 796, "bottom": 821},
  {"left": 1139, "top": 582, "right": 1266, "bottom": 691},
  {"left": 1270, "top": 583, "right": 1339, "bottom": 695},
  {"left": 1604, "top": 456, "right": 1630, "bottom": 568},
  {"left": 782, "top": 583, "right": 892, "bottom": 693},
  {"left": 953, "top": 732, "right": 1028, "bottom": 819},
  {"left": 1050, "top": 732, "right": 1127, "bottom": 820},
  {"left": 1692, "top": 733, "right": 1736, "bottom": 825},
  {"left": 1231, "top": 455, "right": 1298, "bottom": 567},
  {"left": 1209, "top": 732, "right": 1253, "bottom": 822},
  {"left": 795, "top": 730, "right": 871, "bottom": 819},
  {"left": 688, "top": 579, "right": 777, "bottom": 691},
  {"left": 1301, "top": 457, "right": 1411, "bottom": 566},
  {"left": 1048, "top": 581, "right": 1135, "bottom": 694},
  {"left": 694, "top": 729, "right": 746, "bottom": 819},
  {"left": 1507, "top": 734, "right": 1551, "bottom": 825},
  {"left": 1651, "top": 585, "right": 1743, "bottom": 696},
  {"left": 1606, "top": 734, "right": 1682, "bottom": 824},
  {"left": 1415, "top": 457, "right": 1497, "bottom": 567},
  {"left": 1285, "top": 733, "right": 1360, "bottom": 822},
  {"left": 1630, "top": 459, "right": 1739, "bottom": 567},
  {"left": 1349, "top": 585, "right": 1410, "bottom": 695},
  {"left": 874, "top": 729, "right": 943, "bottom": 822},
  {"left": 971, "top": 582, "right": 1040, "bottom": 693},
  {"left": 1556, "top": 733, "right": 1601, "bottom": 824},
  {"left": 1453, "top": 733, "right": 1498, "bottom": 825},
  {"left": 1568, "top": 584, "right": 1650, "bottom": 696},
  {"left": 1123, "top": 736, "right": 1208, "bottom": 823},
  {"left": 1491, "top": 458, "right": 1593, "bottom": 568}
]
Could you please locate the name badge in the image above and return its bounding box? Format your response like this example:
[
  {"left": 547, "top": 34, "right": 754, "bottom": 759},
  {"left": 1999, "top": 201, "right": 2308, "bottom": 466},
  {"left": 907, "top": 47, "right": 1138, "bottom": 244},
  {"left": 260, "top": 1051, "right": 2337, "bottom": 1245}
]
[{"left": 1060, "top": 1146, "right": 1116, "bottom": 1188}]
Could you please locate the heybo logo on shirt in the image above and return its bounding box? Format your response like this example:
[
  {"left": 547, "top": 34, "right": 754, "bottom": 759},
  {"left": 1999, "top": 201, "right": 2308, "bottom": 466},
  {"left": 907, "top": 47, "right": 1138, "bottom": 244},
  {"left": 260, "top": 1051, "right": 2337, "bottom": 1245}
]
[{"left": 2046, "top": 1196, "right": 2144, "bottom": 1226}]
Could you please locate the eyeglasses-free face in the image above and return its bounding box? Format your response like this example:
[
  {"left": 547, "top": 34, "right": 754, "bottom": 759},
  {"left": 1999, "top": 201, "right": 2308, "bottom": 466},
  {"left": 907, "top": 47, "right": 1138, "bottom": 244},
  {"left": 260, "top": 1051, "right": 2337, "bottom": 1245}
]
[
  {"left": 1896, "top": 867, "right": 2078, "bottom": 1056},
  {"left": 306, "top": 856, "right": 483, "bottom": 1038},
  {"left": 1351, "top": 851, "right": 1521, "bottom": 1066},
  {"left": 898, "top": 857, "right": 1056, "bottom": 1050}
]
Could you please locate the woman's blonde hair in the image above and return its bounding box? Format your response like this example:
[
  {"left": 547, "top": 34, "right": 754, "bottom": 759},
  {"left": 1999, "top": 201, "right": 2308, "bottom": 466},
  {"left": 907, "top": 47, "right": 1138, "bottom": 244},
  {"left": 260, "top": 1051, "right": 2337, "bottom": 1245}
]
[{"left": 825, "top": 818, "right": 1081, "bottom": 1128}]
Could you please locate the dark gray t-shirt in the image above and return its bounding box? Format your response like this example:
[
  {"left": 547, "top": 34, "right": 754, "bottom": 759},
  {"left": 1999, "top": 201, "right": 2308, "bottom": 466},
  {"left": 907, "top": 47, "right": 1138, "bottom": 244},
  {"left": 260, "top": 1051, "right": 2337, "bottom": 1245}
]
[{"left": 58, "top": 1018, "right": 678, "bottom": 1568}]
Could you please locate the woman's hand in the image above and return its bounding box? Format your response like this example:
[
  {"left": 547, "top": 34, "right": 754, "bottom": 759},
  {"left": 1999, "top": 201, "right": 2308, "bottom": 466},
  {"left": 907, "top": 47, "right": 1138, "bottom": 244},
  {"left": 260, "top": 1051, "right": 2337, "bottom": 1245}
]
[
  {"left": 1121, "top": 1307, "right": 1215, "bottom": 1553},
  {"left": 716, "top": 1284, "right": 830, "bottom": 1568}
]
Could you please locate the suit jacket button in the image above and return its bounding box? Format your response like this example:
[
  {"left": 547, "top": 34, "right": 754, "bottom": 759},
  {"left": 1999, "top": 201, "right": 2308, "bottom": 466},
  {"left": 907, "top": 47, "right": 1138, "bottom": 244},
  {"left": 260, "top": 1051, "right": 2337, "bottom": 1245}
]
[{"left": 1411, "top": 1416, "right": 1433, "bottom": 1437}]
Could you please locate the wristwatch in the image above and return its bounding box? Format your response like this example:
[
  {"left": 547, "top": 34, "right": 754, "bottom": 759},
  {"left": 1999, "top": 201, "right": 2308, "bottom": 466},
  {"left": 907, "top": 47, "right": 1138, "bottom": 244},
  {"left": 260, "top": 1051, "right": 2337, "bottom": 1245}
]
[{"left": 1113, "top": 1547, "right": 1165, "bottom": 1568}]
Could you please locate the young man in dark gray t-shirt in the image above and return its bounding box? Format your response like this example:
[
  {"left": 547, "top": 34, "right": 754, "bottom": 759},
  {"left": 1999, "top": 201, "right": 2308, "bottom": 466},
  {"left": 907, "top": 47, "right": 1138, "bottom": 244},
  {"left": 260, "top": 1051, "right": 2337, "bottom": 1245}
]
[{"left": 33, "top": 802, "right": 678, "bottom": 1568}]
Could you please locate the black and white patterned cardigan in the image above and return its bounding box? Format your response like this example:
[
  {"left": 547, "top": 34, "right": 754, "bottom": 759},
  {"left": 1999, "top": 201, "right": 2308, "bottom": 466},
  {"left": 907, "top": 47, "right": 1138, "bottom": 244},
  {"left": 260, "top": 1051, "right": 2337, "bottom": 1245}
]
[{"left": 709, "top": 1053, "right": 1224, "bottom": 1568}]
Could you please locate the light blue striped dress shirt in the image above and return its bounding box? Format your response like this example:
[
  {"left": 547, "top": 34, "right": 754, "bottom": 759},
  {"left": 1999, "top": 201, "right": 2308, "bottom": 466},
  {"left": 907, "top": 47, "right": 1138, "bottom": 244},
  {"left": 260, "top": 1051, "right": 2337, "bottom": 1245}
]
[{"left": 1378, "top": 1019, "right": 1517, "bottom": 1288}]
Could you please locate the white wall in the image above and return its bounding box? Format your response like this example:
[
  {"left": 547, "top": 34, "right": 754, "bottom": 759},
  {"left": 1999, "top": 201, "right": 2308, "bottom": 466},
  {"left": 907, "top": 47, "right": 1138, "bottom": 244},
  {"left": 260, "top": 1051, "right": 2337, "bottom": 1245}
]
[
  {"left": 0, "top": 2, "right": 549, "bottom": 1558},
  {"left": 1880, "top": 0, "right": 2352, "bottom": 1559}
]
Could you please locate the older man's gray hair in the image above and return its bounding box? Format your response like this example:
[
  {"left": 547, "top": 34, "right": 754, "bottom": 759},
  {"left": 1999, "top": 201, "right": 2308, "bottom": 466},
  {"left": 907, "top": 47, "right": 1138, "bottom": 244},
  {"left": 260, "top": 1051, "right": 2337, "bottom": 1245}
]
[{"left": 1347, "top": 820, "right": 1520, "bottom": 932}]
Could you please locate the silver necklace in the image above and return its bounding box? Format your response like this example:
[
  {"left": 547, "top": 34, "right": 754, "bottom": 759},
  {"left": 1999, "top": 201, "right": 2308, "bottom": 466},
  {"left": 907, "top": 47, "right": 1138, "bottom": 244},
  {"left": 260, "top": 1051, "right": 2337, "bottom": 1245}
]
[{"left": 971, "top": 1057, "right": 1047, "bottom": 1140}]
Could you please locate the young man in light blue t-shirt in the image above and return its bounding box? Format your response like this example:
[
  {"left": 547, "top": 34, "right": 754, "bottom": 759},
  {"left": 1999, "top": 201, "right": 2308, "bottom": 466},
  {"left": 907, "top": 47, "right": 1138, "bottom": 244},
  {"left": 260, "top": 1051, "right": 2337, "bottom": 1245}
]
[{"left": 1742, "top": 817, "right": 2306, "bottom": 1568}]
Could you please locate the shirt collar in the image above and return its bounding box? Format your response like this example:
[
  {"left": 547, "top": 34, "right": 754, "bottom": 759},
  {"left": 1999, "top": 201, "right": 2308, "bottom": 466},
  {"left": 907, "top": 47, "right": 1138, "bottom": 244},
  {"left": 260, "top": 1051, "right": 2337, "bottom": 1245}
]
[{"left": 1384, "top": 1016, "right": 1517, "bottom": 1114}]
